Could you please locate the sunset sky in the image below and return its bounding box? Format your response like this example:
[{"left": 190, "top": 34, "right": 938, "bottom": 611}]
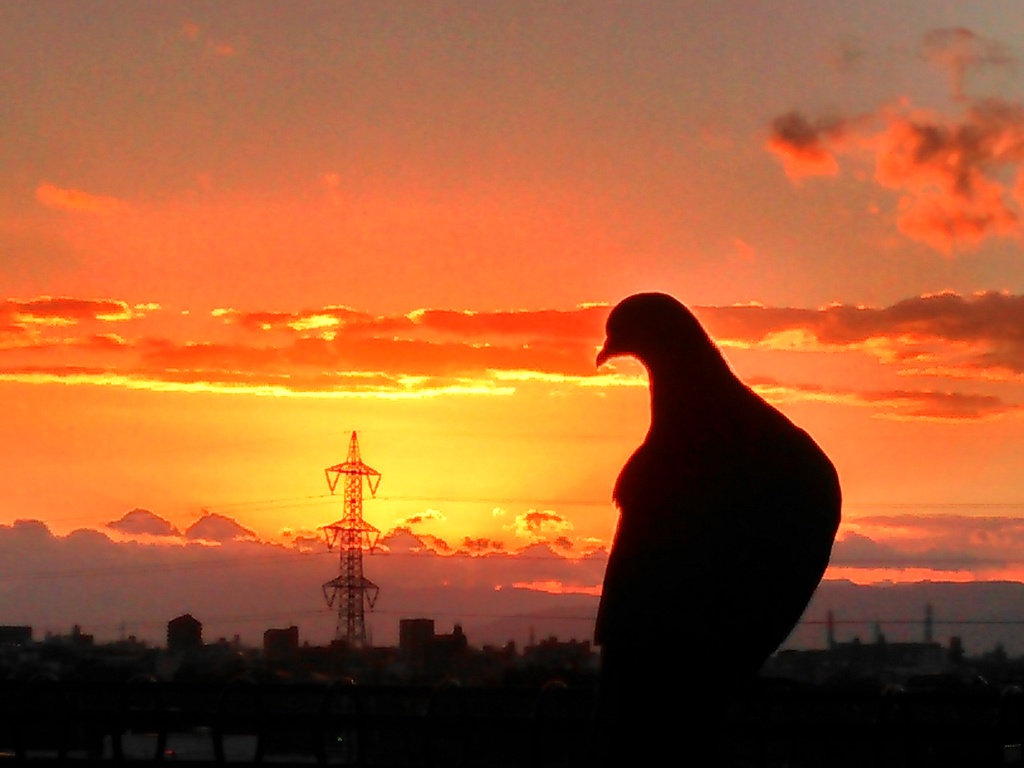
[{"left": 4, "top": 2, "right": 1024, "bottom": 643}]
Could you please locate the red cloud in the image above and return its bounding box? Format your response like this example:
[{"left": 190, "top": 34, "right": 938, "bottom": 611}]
[
  {"left": 215, "top": 304, "right": 607, "bottom": 343},
  {"left": 767, "top": 29, "right": 1024, "bottom": 250},
  {"left": 875, "top": 100, "right": 1024, "bottom": 251},
  {"left": 408, "top": 306, "right": 607, "bottom": 341},
  {"left": 769, "top": 101, "right": 1024, "bottom": 250},
  {"left": 461, "top": 537, "right": 506, "bottom": 554},
  {"left": 5, "top": 292, "right": 1024, "bottom": 415},
  {"left": 214, "top": 306, "right": 366, "bottom": 333},
  {"left": 5, "top": 296, "right": 135, "bottom": 324},
  {"left": 765, "top": 111, "right": 846, "bottom": 179},
  {"left": 138, "top": 312, "right": 601, "bottom": 385}
]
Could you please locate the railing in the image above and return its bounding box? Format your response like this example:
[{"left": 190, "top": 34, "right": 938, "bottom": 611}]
[{"left": 1, "top": 677, "right": 1022, "bottom": 765}]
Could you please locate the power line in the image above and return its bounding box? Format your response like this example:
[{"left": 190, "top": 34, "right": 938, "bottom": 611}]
[
  {"left": 0, "top": 547, "right": 611, "bottom": 583},
  {"left": 376, "top": 496, "right": 610, "bottom": 507},
  {"left": 0, "top": 549, "right": 334, "bottom": 582},
  {"left": 850, "top": 502, "right": 1024, "bottom": 511},
  {"left": 78, "top": 608, "right": 601, "bottom": 634},
  {"left": 12, "top": 544, "right": 1024, "bottom": 583},
  {"left": 800, "top": 618, "right": 1024, "bottom": 626},
  {"left": 9, "top": 495, "right": 1024, "bottom": 534}
]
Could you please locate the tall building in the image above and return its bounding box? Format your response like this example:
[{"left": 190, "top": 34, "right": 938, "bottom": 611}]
[
  {"left": 264, "top": 626, "right": 299, "bottom": 663},
  {"left": 167, "top": 613, "right": 203, "bottom": 654},
  {"left": 400, "top": 618, "right": 435, "bottom": 665}
]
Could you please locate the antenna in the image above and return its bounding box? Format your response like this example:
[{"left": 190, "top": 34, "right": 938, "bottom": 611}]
[{"left": 320, "top": 431, "right": 381, "bottom": 647}]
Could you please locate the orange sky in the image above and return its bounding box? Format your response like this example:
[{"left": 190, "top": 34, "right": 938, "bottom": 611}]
[{"left": 4, "top": 3, "right": 1024, "bottom": 642}]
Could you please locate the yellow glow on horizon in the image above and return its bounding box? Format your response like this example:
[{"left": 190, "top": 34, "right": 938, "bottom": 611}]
[
  {"left": 288, "top": 314, "right": 341, "bottom": 332},
  {"left": 823, "top": 567, "right": 1017, "bottom": 585},
  {"left": 511, "top": 580, "right": 602, "bottom": 595}
]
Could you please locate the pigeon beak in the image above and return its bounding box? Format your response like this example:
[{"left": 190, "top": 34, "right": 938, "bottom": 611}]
[{"left": 596, "top": 340, "right": 614, "bottom": 368}]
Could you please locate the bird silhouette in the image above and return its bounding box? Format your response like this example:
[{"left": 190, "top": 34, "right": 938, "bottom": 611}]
[{"left": 591, "top": 292, "right": 841, "bottom": 763}]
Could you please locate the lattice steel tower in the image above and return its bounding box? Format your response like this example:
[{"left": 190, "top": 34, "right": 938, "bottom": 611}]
[{"left": 320, "top": 431, "right": 381, "bottom": 646}]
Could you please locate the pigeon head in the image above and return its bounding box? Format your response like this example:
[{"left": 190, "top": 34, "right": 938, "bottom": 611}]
[{"left": 596, "top": 292, "right": 721, "bottom": 372}]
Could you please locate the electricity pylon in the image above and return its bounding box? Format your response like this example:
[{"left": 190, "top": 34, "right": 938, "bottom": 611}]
[{"left": 320, "top": 431, "right": 381, "bottom": 647}]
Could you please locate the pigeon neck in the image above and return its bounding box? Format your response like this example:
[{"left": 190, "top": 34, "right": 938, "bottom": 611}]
[{"left": 646, "top": 349, "right": 738, "bottom": 421}]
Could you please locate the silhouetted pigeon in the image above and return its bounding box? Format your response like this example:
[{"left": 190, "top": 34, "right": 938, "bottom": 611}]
[{"left": 592, "top": 292, "right": 841, "bottom": 762}]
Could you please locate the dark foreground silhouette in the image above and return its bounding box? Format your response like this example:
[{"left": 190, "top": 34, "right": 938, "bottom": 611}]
[{"left": 590, "top": 293, "right": 841, "bottom": 765}]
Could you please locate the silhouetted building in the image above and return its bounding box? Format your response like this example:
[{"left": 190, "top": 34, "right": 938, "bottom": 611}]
[
  {"left": 0, "top": 625, "right": 32, "bottom": 646},
  {"left": 950, "top": 635, "right": 965, "bottom": 664},
  {"left": 43, "top": 624, "right": 94, "bottom": 648},
  {"left": 523, "top": 636, "right": 594, "bottom": 672},
  {"left": 69, "top": 624, "right": 94, "bottom": 648},
  {"left": 399, "top": 618, "right": 435, "bottom": 669},
  {"left": 432, "top": 623, "right": 468, "bottom": 656},
  {"left": 264, "top": 626, "right": 299, "bottom": 663},
  {"left": 768, "top": 629, "right": 952, "bottom": 685},
  {"left": 426, "top": 623, "right": 468, "bottom": 677},
  {"left": 167, "top": 613, "right": 203, "bottom": 654},
  {"left": 398, "top": 619, "right": 470, "bottom": 680}
]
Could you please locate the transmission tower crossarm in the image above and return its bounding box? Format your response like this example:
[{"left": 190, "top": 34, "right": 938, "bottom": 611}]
[
  {"left": 318, "top": 518, "right": 380, "bottom": 551},
  {"left": 323, "top": 433, "right": 381, "bottom": 490},
  {"left": 362, "top": 577, "right": 379, "bottom": 608}
]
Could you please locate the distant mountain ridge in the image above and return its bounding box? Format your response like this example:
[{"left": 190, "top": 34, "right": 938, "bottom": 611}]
[
  {"left": 416, "top": 579, "right": 1024, "bottom": 657},
  {"left": 789, "top": 579, "right": 1024, "bottom": 654},
  {"left": 460, "top": 580, "right": 1024, "bottom": 656}
]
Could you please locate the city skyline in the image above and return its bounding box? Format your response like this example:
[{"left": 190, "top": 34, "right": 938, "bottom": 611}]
[{"left": 5, "top": 2, "right": 1024, "bottom": 645}]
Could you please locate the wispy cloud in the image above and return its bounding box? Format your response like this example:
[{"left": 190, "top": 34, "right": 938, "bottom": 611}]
[
  {"left": 751, "top": 378, "right": 1022, "bottom": 422},
  {"left": 700, "top": 290, "right": 1024, "bottom": 380},
  {"left": 395, "top": 509, "right": 447, "bottom": 527},
  {"left": 832, "top": 514, "right": 1024, "bottom": 575},
  {"left": 180, "top": 20, "right": 236, "bottom": 57},
  {"left": 35, "top": 183, "right": 130, "bottom": 216},
  {"left": 920, "top": 28, "right": 1015, "bottom": 102}
]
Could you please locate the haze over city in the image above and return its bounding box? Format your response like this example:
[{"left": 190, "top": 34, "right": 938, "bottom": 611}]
[{"left": 4, "top": 2, "right": 1024, "bottom": 650}]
